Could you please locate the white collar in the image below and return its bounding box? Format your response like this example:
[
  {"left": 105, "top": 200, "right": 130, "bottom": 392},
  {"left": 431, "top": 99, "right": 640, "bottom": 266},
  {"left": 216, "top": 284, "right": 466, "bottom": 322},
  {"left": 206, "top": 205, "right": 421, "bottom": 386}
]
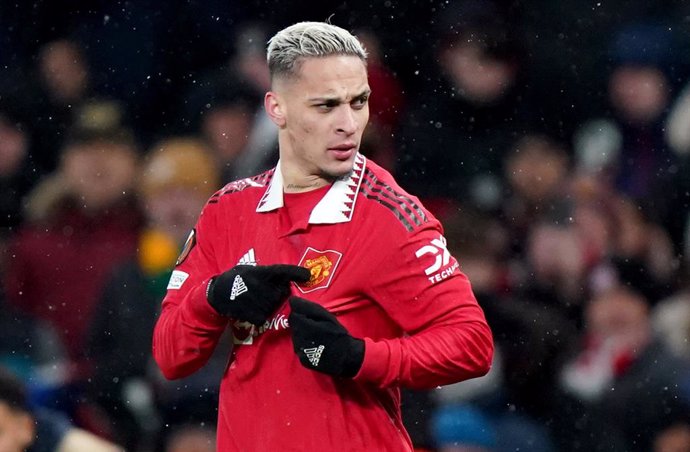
[{"left": 256, "top": 153, "right": 367, "bottom": 224}]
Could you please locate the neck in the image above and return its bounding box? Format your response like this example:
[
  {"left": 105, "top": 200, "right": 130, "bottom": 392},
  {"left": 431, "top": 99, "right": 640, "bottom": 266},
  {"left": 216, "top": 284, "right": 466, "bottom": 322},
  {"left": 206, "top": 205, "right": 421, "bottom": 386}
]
[
  {"left": 279, "top": 160, "right": 333, "bottom": 193},
  {"left": 284, "top": 181, "right": 326, "bottom": 193}
]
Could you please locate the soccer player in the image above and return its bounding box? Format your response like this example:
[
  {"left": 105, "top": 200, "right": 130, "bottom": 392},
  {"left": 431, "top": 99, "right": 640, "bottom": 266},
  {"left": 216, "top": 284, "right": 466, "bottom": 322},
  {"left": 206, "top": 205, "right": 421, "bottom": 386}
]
[{"left": 153, "top": 21, "right": 493, "bottom": 451}]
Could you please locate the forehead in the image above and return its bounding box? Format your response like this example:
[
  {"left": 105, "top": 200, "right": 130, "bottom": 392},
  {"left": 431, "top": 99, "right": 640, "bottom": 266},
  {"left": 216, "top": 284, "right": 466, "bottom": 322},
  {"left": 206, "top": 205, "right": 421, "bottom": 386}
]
[{"left": 283, "top": 55, "right": 369, "bottom": 96}]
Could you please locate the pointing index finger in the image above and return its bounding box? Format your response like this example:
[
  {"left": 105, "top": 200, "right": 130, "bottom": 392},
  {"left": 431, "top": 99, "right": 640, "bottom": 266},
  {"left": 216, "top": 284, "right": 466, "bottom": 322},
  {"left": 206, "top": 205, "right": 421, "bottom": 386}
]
[{"left": 267, "top": 264, "right": 312, "bottom": 284}]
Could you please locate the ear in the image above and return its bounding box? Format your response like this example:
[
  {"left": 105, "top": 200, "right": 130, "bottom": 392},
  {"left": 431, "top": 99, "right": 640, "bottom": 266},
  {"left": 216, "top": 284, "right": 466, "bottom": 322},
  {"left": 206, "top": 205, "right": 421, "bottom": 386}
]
[{"left": 264, "top": 91, "right": 286, "bottom": 128}]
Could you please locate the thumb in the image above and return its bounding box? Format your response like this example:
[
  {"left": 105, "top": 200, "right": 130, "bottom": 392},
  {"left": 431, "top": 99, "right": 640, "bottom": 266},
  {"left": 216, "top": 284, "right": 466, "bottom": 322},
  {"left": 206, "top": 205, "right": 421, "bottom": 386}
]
[{"left": 266, "top": 264, "right": 312, "bottom": 284}]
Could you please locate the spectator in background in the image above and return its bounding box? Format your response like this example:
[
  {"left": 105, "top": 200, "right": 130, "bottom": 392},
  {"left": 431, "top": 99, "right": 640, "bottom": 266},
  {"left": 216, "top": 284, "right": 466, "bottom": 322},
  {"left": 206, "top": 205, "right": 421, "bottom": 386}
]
[
  {"left": 566, "top": 176, "right": 677, "bottom": 305},
  {"left": 28, "top": 39, "right": 96, "bottom": 174},
  {"left": 0, "top": 287, "right": 67, "bottom": 412},
  {"left": 0, "top": 192, "right": 68, "bottom": 405},
  {"left": 0, "top": 103, "right": 38, "bottom": 234},
  {"left": 513, "top": 170, "right": 676, "bottom": 321},
  {"left": 500, "top": 134, "right": 571, "bottom": 258},
  {"left": 180, "top": 23, "right": 278, "bottom": 182},
  {"left": 650, "top": 250, "right": 690, "bottom": 369},
  {"left": 572, "top": 22, "right": 679, "bottom": 206},
  {"left": 38, "top": 40, "right": 91, "bottom": 111},
  {"left": 520, "top": 217, "right": 593, "bottom": 320},
  {"left": 602, "top": 196, "right": 677, "bottom": 303},
  {"left": 560, "top": 286, "right": 690, "bottom": 452},
  {"left": 194, "top": 82, "right": 262, "bottom": 183},
  {"left": 222, "top": 23, "right": 283, "bottom": 180},
  {"left": 570, "top": 22, "right": 688, "bottom": 277},
  {"left": 0, "top": 366, "right": 123, "bottom": 452},
  {"left": 85, "top": 137, "right": 221, "bottom": 451},
  {"left": 2, "top": 102, "right": 142, "bottom": 376},
  {"left": 397, "top": 0, "right": 530, "bottom": 210}
]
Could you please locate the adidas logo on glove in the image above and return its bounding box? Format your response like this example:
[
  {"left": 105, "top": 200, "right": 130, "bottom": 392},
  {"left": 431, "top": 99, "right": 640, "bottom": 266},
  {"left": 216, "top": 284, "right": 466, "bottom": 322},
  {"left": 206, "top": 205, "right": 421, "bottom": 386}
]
[
  {"left": 230, "top": 275, "right": 248, "bottom": 300},
  {"left": 303, "top": 345, "right": 325, "bottom": 367},
  {"left": 206, "top": 263, "right": 310, "bottom": 327}
]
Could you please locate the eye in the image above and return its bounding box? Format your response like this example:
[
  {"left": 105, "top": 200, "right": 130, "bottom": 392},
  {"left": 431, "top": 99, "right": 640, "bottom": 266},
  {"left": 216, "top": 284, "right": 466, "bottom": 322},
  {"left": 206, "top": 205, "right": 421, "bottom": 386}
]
[
  {"left": 352, "top": 96, "right": 369, "bottom": 109},
  {"left": 315, "top": 101, "right": 339, "bottom": 112}
]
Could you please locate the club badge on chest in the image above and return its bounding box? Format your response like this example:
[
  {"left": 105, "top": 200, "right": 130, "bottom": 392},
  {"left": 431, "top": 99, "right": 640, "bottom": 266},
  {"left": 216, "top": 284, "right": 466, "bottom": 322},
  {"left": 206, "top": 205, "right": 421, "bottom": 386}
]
[{"left": 297, "top": 247, "right": 343, "bottom": 294}]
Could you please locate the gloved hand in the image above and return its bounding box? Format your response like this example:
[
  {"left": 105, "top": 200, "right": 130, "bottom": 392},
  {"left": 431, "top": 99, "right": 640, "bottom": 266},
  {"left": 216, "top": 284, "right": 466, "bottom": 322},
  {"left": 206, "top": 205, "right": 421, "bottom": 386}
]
[
  {"left": 207, "top": 264, "right": 311, "bottom": 325},
  {"left": 289, "top": 296, "right": 364, "bottom": 378}
]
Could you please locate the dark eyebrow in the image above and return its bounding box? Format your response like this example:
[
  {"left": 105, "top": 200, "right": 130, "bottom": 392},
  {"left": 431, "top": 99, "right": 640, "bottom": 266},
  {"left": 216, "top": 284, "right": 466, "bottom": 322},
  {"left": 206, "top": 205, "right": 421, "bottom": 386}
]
[
  {"left": 310, "top": 97, "right": 341, "bottom": 107},
  {"left": 308, "top": 89, "right": 371, "bottom": 104},
  {"left": 308, "top": 95, "right": 340, "bottom": 104},
  {"left": 354, "top": 89, "right": 372, "bottom": 99}
]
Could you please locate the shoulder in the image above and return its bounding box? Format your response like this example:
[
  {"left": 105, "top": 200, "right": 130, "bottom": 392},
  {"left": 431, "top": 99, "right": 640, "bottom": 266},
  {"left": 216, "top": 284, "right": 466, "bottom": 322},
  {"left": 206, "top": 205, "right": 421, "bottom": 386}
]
[
  {"left": 207, "top": 169, "right": 275, "bottom": 206},
  {"left": 194, "top": 169, "right": 274, "bottom": 229},
  {"left": 357, "top": 158, "right": 435, "bottom": 233},
  {"left": 57, "top": 428, "right": 124, "bottom": 452}
]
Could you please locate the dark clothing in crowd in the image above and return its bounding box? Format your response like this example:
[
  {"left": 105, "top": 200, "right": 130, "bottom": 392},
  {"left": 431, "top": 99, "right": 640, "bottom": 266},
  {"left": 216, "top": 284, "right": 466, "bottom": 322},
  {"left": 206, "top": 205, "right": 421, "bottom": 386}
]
[
  {"left": 397, "top": 75, "right": 530, "bottom": 207},
  {"left": 4, "top": 198, "right": 142, "bottom": 361},
  {"left": 594, "top": 340, "right": 689, "bottom": 452},
  {"left": 28, "top": 408, "right": 72, "bottom": 452}
]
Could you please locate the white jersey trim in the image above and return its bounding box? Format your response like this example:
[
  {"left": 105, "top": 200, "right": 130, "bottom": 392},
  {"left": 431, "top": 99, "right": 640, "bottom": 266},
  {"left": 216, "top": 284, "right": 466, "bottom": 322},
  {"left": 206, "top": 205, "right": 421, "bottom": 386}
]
[{"left": 255, "top": 154, "right": 367, "bottom": 225}]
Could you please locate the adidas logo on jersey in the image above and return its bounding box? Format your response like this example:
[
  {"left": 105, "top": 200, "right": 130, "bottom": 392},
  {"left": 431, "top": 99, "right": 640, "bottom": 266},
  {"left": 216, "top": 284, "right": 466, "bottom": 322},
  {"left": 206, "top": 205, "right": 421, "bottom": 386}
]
[
  {"left": 229, "top": 275, "right": 248, "bottom": 300},
  {"left": 237, "top": 248, "right": 257, "bottom": 266},
  {"left": 303, "top": 345, "right": 325, "bottom": 367}
]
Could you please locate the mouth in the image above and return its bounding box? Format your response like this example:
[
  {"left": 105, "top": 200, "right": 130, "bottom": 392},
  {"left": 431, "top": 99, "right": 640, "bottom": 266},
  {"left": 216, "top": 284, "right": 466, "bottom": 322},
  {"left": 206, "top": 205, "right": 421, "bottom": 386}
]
[{"left": 328, "top": 143, "right": 357, "bottom": 160}]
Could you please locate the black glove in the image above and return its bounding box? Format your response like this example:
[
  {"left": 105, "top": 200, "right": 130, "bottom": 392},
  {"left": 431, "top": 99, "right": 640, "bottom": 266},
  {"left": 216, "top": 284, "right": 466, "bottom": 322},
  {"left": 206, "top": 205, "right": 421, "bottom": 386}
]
[
  {"left": 207, "top": 264, "right": 311, "bottom": 325},
  {"left": 289, "top": 296, "right": 364, "bottom": 378}
]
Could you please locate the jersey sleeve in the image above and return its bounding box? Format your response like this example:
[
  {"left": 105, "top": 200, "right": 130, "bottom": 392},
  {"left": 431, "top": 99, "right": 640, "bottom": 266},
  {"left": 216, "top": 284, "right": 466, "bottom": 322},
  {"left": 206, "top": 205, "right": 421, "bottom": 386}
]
[
  {"left": 152, "top": 200, "right": 229, "bottom": 380},
  {"left": 354, "top": 219, "right": 494, "bottom": 389}
]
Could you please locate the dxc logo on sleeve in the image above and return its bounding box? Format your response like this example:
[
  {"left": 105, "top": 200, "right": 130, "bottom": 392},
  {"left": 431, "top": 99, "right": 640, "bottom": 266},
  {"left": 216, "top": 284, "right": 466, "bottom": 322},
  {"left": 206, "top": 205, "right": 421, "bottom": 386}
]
[{"left": 415, "top": 235, "right": 459, "bottom": 284}]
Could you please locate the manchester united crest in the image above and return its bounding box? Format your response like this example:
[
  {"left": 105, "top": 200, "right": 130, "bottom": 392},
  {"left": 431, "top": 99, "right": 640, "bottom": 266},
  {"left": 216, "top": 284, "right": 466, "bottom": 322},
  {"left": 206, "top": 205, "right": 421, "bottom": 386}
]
[{"left": 297, "top": 247, "right": 343, "bottom": 293}]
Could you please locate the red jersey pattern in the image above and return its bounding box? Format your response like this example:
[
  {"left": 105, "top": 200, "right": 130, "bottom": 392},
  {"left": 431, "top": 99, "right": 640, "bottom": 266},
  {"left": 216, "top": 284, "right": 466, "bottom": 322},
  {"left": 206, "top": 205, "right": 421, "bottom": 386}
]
[{"left": 153, "top": 154, "right": 493, "bottom": 452}]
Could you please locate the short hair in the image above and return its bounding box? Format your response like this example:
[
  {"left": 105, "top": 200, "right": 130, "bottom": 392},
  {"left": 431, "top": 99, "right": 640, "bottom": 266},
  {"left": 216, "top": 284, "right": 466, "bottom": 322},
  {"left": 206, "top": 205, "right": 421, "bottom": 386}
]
[
  {"left": 0, "top": 367, "right": 29, "bottom": 411},
  {"left": 267, "top": 21, "right": 367, "bottom": 81}
]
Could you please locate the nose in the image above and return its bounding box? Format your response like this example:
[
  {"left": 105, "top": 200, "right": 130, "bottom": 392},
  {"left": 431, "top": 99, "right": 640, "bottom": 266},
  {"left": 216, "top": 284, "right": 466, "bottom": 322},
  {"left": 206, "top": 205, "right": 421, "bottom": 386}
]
[{"left": 336, "top": 106, "right": 357, "bottom": 135}]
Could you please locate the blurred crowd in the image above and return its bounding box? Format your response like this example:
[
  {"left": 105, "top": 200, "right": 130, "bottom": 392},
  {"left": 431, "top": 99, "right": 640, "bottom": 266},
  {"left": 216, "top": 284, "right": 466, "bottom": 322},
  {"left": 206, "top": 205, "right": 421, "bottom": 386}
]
[{"left": 1, "top": 0, "right": 690, "bottom": 451}]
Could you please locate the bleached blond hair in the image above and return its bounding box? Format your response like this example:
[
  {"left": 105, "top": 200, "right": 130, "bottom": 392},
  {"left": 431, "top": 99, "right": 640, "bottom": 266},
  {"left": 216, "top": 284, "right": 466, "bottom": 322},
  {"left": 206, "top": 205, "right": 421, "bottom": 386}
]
[{"left": 267, "top": 21, "right": 367, "bottom": 81}]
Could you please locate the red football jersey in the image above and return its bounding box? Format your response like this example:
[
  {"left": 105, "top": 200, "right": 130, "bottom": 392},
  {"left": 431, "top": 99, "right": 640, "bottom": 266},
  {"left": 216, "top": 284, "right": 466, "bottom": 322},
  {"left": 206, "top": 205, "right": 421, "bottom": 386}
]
[{"left": 153, "top": 155, "right": 493, "bottom": 451}]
